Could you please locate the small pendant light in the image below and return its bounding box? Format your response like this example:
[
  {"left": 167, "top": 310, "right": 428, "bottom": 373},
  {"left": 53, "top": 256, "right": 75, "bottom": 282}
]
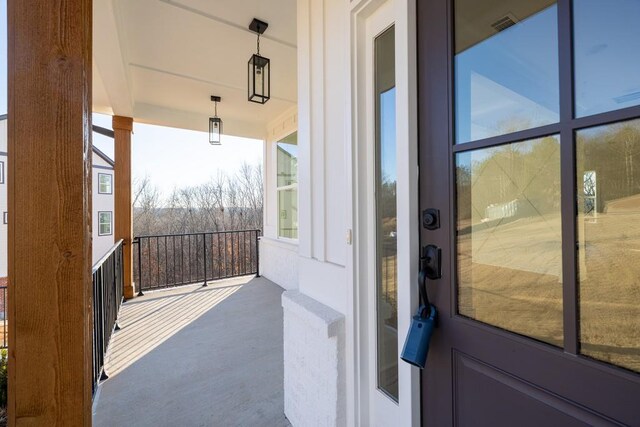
[
  {"left": 248, "top": 18, "right": 270, "bottom": 104},
  {"left": 209, "top": 95, "right": 222, "bottom": 145}
]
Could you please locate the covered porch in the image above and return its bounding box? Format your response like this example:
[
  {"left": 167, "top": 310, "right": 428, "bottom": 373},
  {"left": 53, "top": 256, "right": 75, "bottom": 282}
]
[
  {"left": 8, "top": 0, "right": 302, "bottom": 425},
  {"left": 92, "top": 276, "right": 289, "bottom": 427}
]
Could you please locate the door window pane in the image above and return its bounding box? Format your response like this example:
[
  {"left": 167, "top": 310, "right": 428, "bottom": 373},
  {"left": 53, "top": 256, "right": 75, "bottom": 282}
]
[
  {"left": 574, "top": 0, "right": 640, "bottom": 117},
  {"left": 456, "top": 136, "right": 563, "bottom": 346},
  {"left": 375, "top": 26, "right": 398, "bottom": 401},
  {"left": 577, "top": 119, "right": 640, "bottom": 373},
  {"left": 454, "top": 0, "right": 559, "bottom": 144}
]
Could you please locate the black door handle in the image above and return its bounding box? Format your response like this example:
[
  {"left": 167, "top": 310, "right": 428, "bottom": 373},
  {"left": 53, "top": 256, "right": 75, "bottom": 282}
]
[{"left": 421, "top": 244, "right": 441, "bottom": 280}]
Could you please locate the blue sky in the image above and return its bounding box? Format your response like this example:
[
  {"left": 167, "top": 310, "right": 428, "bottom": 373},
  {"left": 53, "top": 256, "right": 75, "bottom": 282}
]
[
  {"left": 0, "top": 3, "right": 263, "bottom": 202},
  {"left": 93, "top": 114, "right": 263, "bottom": 201}
]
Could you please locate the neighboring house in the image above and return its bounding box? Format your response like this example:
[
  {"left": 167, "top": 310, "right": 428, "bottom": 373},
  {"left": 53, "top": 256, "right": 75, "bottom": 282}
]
[
  {"left": 0, "top": 117, "right": 116, "bottom": 279},
  {"left": 0, "top": 116, "right": 7, "bottom": 287},
  {"left": 91, "top": 144, "right": 116, "bottom": 265}
]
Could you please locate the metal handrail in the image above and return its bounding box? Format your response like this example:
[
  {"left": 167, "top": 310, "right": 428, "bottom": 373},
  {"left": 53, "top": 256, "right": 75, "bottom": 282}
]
[
  {"left": 92, "top": 239, "right": 125, "bottom": 273},
  {"left": 92, "top": 239, "right": 124, "bottom": 397},
  {"left": 133, "top": 230, "right": 261, "bottom": 294},
  {"left": 133, "top": 229, "right": 261, "bottom": 239}
]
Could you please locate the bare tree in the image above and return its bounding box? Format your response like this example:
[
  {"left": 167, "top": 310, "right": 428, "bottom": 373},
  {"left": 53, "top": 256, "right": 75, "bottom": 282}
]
[{"left": 132, "top": 163, "right": 263, "bottom": 237}]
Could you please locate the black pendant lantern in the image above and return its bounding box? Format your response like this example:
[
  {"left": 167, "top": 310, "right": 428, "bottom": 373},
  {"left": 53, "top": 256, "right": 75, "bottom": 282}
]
[
  {"left": 248, "top": 18, "right": 270, "bottom": 104},
  {"left": 209, "top": 95, "right": 222, "bottom": 145}
]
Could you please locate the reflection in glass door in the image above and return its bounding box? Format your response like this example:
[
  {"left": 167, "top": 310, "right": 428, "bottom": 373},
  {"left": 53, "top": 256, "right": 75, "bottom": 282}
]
[
  {"left": 577, "top": 119, "right": 640, "bottom": 373},
  {"left": 451, "top": 0, "right": 640, "bottom": 375},
  {"left": 374, "top": 25, "right": 398, "bottom": 401}
]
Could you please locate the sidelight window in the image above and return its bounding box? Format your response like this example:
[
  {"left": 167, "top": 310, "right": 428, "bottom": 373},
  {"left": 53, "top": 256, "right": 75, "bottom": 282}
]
[{"left": 374, "top": 25, "right": 398, "bottom": 401}]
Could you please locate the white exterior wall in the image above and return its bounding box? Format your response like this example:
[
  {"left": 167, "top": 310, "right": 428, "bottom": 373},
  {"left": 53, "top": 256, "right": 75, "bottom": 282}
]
[
  {"left": 92, "top": 153, "right": 115, "bottom": 265},
  {"left": 280, "top": 0, "right": 351, "bottom": 424},
  {"left": 0, "top": 119, "right": 7, "bottom": 280},
  {"left": 281, "top": 0, "right": 421, "bottom": 425}
]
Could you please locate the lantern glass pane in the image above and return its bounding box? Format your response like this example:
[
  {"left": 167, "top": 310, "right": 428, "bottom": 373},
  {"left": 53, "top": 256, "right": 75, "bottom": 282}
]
[
  {"left": 248, "top": 54, "right": 270, "bottom": 104},
  {"left": 209, "top": 117, "right": 222, "bottom": 145}
]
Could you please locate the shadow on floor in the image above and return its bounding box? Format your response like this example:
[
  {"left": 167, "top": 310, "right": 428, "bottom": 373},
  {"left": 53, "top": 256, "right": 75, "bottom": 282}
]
[{"left": 93, "top": 276, "right": 290, "bottom": 427}]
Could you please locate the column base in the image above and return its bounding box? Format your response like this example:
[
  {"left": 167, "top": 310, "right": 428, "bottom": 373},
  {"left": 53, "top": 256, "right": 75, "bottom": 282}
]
[{"left": 123, "top": 283, "right": 136, "bottom": 300}]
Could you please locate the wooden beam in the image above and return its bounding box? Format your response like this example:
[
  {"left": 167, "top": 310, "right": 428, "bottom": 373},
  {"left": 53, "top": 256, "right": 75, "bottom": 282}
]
[
  {"left": 113, "top": 116, "right": 135, "bottom": 299},
  {"left": 7, "top": 0, "right": 93, "bottom": 425}
]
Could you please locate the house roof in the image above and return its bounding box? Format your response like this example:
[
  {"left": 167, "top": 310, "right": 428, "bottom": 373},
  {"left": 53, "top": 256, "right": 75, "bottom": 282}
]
[{"left": 92, "top": 145, "right": 115, "bottom": 167}]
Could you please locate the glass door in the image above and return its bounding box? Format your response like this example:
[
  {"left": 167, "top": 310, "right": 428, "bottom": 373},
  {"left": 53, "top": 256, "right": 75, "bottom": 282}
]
[{"left": 417, "top": 0, "right": 640, "bottom": 424}]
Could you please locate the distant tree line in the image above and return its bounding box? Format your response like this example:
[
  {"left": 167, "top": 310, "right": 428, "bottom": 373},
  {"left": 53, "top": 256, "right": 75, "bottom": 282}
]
[{"left": 133, "top": 162, "right": 263, "bottom": 236}]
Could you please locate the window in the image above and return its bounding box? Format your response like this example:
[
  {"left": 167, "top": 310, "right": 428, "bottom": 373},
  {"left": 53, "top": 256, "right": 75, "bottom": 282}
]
[
  {"left": 98, "top": 211, "right": 112, "bottom": 236},
  {"left": 98, "top": 173, "right": 112, "bottom": 194},
  {"left": 374, "top": 26, "right": 399, "bottom": 401},
  {"left": 452, "top": 0, "right": 640, "bottom": 373},
  {"left": 277, "top": 132, "right": 298, "bottom": 239},
  {"left": 0, "top": 161, "right": 4, "bottom": 184}
]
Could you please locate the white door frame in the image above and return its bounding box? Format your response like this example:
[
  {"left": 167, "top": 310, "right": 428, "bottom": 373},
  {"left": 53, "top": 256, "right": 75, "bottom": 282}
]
[{"left": 349, "top": 0, "right": 420, "bottom": 425}]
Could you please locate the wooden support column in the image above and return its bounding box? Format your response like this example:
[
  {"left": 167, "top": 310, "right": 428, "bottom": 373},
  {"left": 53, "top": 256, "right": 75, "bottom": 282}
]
[
  {"left": 8, "top": 0, "right": 93, "bottom": 425},
  {"left": 113, "top": 116, "right": 135, "bottom": 299}
]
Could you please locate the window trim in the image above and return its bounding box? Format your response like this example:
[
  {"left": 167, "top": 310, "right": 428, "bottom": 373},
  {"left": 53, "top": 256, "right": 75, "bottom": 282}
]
[
  {"left": 97, "top": 172, "right": 113, "bottom": 195},
  {"left": 0, "top": 160, "right": 4, "bottom": 184},
  {"left": 98, "top": 211, "right": 113, "bottom": 236}
]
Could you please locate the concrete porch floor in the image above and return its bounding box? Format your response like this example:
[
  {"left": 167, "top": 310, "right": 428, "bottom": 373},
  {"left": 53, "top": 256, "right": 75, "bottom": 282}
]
[{"left": 93, "top": 276, "right": 290, "bottom": 427}]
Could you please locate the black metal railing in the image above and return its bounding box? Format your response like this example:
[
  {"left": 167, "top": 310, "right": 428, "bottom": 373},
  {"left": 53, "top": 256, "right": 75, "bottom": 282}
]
[
  {"left": 133, "top": 230, "right": 261, "bottom": 293},
  {"left": 0, "top": 286, "right": 6, "bottom": 348},
  {"left": 92, "top": 240, "right": 124, "bottom": 396}
]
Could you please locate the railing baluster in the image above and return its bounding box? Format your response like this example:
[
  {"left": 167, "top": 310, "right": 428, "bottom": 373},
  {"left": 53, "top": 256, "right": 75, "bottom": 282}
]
[
  {"left": 203, "top": 233, "right": 208, "bottom": 287},
  {"left": 231, "top": 233, "right": 235, "bottom": 277},
  {"left": 242, "top": 231, "right": 246, "bottom": 275},
  {"left": 256, "top": 230, "right": 260, "bottom": 277},
  {"left": 224, "top": 232, "right": 228, "bottom": 278},
  {"left": 164, "top": 236, "right": 169, "bottom": 284},
  {"left": 217, "top": 232, "right": 221, "bottom": 279}
]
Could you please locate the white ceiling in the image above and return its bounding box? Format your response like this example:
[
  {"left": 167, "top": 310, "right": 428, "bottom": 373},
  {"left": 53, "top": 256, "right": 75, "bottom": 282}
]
[{"left": 93, "top": 0, "right": 298, "bottom": 140}]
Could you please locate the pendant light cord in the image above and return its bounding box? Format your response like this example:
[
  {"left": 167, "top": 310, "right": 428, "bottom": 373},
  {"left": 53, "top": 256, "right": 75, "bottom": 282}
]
[{"left": 257, "top": 33, "right": 261, "bottom": 55}]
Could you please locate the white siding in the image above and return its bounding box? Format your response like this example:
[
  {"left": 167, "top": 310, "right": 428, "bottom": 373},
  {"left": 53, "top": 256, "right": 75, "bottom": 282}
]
[
  {"left": 0, "top": 119, "right": 7, "bottom": 279},
  {"left": 277, "top": 0, "right": 421, "bottom": 425},
  {"left": 92, "top": 152, "right": 115, "bottom": 265}
]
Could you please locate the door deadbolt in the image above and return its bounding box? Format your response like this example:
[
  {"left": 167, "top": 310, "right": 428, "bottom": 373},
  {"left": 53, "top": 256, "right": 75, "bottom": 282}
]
[{"left": 423, "top": 208, "right": 440, "bottom": 230}]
